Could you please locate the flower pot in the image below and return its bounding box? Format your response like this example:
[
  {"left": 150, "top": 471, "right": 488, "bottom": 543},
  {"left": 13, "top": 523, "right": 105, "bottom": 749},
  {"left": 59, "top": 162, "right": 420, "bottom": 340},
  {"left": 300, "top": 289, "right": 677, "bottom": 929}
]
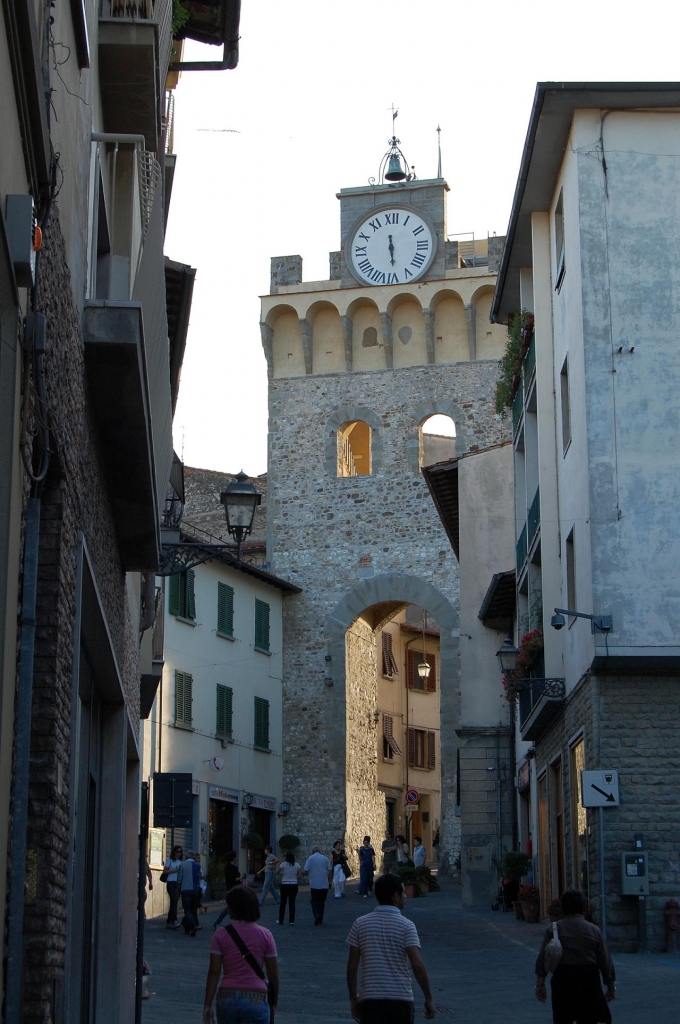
[
  {"left": 513, "top": 901, "right": 524, "bottom": 920},
  {"left": 404, "top": 884, "right": 415, "bottom": 898},
  {"left": 521, "top": 901, "right": 540, "bottom": 924},
  {"left": 419, "top": 881, "right": 429, "bottom": 895}
]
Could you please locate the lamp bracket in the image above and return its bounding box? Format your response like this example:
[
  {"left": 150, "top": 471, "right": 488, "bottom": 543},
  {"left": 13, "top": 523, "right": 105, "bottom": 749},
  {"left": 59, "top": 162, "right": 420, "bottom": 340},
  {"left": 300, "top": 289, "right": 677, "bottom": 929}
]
[
  {"left": 158, "top": 543, "right": 229, "bottom": 576},
  {"left": 553, "top": 608, "right": 613, "bottom": 634},
  {"left": 510, "top": 677, "right": 566, "bottom": 698}
]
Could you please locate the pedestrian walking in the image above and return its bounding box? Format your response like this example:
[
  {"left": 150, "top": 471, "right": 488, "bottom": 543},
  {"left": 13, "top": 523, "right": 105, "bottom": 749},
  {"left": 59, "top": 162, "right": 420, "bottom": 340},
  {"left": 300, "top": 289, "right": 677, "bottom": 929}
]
[
  {"left": 534, "top": 889, "right": 616, "bottom": 1023},
  {"left": 332, "top": 841, "right": 350, "bottom": 898},
  {"left": 203, "top": 885, "right": 279, "bottom": 1024},
  {"left": 356, "top": 836, "right": 376, "bottom": 898},
  {"left": 395, "top": 835, "right": 411, "bottom": 867},
  {"left": 277, "top": 849, "right": 301, "bottom": 925},
  {"left": 259, "top": 846, "right": 280, "bottom": 907},
  {"left": 178, "top": 850, "right": 202, "bottom": 936},
  {"left": 346, "top": 871, "right": 436, "bottom": 1023},
  {"left": 162, "top": 844, "right": 183, "bottom": 929},
  {"left": 214, "top": 852, "right": 245, "bottom": 929},
  {"left": 412, "top": 837, "right": 426, "bottom": 868},
  {"left": 381, "top": 831, "right": 397, "bottom": 873},
  {"left": 304, "top": 846, "right": 332, "bottom": 924}
]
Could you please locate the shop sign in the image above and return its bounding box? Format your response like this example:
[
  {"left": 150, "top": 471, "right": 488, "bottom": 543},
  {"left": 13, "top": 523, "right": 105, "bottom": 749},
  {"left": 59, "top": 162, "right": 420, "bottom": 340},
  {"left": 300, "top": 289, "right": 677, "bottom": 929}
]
[
  {"left": 249, "top": 793, "right": 277, "bottom": 811},
  {"left": 518, "top": 761, "right": 530, "bottom": 793},
  {"left": 209, "top": 785, "right": 239, "bottom": 803},
  {"left": 192, "top": 779, "right": 200, "bottom": 795}
]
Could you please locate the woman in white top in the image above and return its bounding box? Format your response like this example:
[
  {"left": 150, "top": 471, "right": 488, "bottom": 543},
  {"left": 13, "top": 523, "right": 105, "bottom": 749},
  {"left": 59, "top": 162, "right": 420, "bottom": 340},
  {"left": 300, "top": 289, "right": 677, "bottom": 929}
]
[
  {"left": 164, "top": 844, "right": 183, "bottom": 928},
  {"left": 276, "top": 851, "right": 301, "bottom": 925},
  {"left": 395, "top": 835, "right": 411, "bottom": 866}
]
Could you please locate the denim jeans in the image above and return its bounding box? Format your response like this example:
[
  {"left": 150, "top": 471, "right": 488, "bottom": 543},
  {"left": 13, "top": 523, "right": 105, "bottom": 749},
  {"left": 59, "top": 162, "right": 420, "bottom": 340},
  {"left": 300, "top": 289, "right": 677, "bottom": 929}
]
[
  {"left": 180, "top": 890, "right": 199, "bottom": 933},
  {"left": 166, "top": 881, "right": 180, "bottom": 923},
  {"left": 258, "top": 869, "right": 280, "bottom": 905},
  {"left": 278, "top": 884, "right": 298, "bottom": 923},
  {"left": 215, "top": 990, "right": 270, "bottom": 1024}
]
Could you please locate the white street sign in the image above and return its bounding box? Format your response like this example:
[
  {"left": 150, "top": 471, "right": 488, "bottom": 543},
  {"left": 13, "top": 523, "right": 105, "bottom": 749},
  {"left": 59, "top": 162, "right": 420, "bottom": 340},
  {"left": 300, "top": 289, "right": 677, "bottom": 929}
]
[{"left": 581, "top": 770, "right": 620, "bottom": 808}]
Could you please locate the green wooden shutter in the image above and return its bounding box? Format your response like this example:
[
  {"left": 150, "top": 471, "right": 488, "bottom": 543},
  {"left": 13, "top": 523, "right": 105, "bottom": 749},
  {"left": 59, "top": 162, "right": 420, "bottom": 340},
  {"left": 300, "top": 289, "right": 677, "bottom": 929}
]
[
  {"left": 255, "top": 600, "right": 270, "bottom": 651},
  {"left": 217, "top": 583, "right": 234, "bottom": 636},
  {"left": 216, "top": 684, "right": 233, "bottom": 736},
  {"left": 169, "top": 574, "right": 180, "bottom": 615},
  {"left": 186, "top": 570, "right": 196, "bottom": 620},
  {"left": 254, "top": 697, "right": 269, "bottom": 748},
  {"left": 175, "top": 670, "right": 193, "bottom": 725}
]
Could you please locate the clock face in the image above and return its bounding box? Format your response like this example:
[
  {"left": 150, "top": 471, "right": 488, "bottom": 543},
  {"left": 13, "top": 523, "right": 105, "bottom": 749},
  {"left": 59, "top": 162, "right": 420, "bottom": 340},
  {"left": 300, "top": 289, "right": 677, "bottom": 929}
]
[{"left": 346, "top": 206, "right": 437, "bottom": 286}]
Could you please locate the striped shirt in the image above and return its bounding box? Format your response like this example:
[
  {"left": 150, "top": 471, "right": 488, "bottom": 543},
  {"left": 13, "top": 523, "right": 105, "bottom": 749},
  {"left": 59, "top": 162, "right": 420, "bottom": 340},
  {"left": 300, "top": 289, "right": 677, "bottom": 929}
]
[{"left": 346, "top": 905, "right": 420, "bottom": 1001}]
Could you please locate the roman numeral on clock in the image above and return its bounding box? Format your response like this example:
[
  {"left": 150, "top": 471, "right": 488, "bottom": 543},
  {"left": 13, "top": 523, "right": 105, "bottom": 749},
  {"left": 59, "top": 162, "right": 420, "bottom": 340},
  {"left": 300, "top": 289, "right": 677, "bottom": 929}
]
[
  {"left": 412, "top": 225, "right": 425, "bottom": 236},
  {"left": 411, "top": 252, "right": 426, "bottom": 268},
  {"left": 384, "top": 212, "right": 399, "bottom": 225},
  {"left": 416, "top": 240, "right": 429, "bottom": 251},
  {"left": 368, "top": 217, "right": 382, "bottom": 232}
]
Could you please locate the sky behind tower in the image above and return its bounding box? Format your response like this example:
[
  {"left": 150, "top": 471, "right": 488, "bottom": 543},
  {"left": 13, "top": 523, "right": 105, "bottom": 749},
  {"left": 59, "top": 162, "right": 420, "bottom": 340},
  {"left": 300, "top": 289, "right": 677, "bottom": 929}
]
[{"left": 165, "top": 0, "right": 680, "bottom": 476}]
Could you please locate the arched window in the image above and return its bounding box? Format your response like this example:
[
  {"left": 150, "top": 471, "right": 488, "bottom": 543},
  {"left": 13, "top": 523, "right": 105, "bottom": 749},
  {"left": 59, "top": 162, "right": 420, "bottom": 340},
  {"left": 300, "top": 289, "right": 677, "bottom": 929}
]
[
  {"left": 338, "top": 421, "right": 371, "bottom": 476},
  {"left": 420, "top": 414, "right": 456, "bottom": 468}
]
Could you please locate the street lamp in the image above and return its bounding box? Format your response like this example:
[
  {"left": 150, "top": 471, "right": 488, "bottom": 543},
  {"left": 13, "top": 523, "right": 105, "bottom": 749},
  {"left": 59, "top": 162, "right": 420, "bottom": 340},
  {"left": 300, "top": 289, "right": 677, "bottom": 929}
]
[
  {"left": 220, "top": 471, "right": 261, "bottom": 562},
  {"left": 279, "top": 800, "right": 290, "bottom": 817},
  {"left": 496, "top": 636, "right": 519, "bottom": 676},
  {"left": 418, "top": 610, "right": 431, "bottom": 681}
]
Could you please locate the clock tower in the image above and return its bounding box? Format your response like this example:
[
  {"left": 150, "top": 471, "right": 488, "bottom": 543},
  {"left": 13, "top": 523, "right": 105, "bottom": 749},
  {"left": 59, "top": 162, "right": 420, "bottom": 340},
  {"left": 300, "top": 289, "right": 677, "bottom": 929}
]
[{"left": 261, "top": 152, "right": 510, "bottom": 871}]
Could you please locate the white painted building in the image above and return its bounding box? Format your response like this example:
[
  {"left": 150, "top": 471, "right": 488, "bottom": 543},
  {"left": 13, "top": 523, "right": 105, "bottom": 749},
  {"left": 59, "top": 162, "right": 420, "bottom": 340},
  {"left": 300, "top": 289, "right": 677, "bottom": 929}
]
[
  {"left": 142, "top": 535, "right": 299, "bottom": 908},
  {"left": 491, "top": 83, "right": 680, "bottom": 951}
]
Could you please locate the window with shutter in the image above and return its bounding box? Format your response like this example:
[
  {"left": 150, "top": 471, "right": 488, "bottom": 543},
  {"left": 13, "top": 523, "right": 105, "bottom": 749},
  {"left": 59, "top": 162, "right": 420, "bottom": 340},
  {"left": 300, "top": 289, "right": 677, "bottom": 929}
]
[
  {"left": 407, "top": 727, "right": 432, "bottom": 768},
  {"left": 406, "top": 650, "right": 436, "bottom": 692},
  {"left": 254, "top": 600, "right": 270, "bottom": 652},
  {"left": 216, "top": 684, "right": 233, "bottom": 736},
  {"left": 381, "top": 632, "right": 399, "bottom": 677},
  {"left": 383, "top": 714, "right": 402, "bottom": 756},
  {"left": 254, "top": 696, "right": 269, "bottom": 749},
  {"left": 175, "top": 670, "right": 193, "bottom": 726},
  {"left": 408, "top": 727, "right": 416, "bottom": 766},
  {"left": 427, "top": 730, "right": 436, "bottom": 770},
  {"left": 217, "top": 583, "right": 234, "bottom": 637},
  {"left": 170, "top": 571, "right": 196, "bottom": 620}
]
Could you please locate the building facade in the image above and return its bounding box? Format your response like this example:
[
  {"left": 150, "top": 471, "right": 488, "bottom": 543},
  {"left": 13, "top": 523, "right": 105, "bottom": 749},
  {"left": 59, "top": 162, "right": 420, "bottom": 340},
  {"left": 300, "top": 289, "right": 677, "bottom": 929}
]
[
  {"left": 142, "top": 513, "right": 299, "bottom": 915},
  {"left": 492, "top": 83, "right": 680, "bottom": 950},
  {"left": 261, "top": 171, "right": 509, "bottom": 867}
]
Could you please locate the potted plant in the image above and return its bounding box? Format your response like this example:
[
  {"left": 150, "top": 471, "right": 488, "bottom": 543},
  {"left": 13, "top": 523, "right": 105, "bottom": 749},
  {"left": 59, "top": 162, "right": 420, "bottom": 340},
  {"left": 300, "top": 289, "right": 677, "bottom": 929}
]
[
  {"left": 277, "top": 834, "right": 301, "bottom": 853},
  {"left": 494, "top": 309, "right": 534, "bottom": 414},
  {"left": 499, "top": 849, "right": 530, "bottom": 912},
  {"left": 502, "top": 630, "right": 544, "bottom": 703},
  {"left": 415, "top": 865, "right": 440, "bottom": 894},
  {"left": 518, "top": 884, "right": 541, "bottom": 923},
  {"left": 396, "top": 866, "right": 420, "bottom": 898}
]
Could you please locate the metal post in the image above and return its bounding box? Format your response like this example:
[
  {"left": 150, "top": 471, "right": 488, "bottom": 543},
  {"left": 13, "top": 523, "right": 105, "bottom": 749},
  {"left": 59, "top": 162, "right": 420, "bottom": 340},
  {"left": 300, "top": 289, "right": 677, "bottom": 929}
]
[
  {"left": 135, "top": 781, "right": 150, "bottom": 1024},
  {"left": 598, "top": 806, "right": 607, "bottom": 939},
  {"left": 170, "top": 777, "right": 175, "bottom": 852},
  {"left": 638, "top": 896, "right": 647, "bottom": 953}
]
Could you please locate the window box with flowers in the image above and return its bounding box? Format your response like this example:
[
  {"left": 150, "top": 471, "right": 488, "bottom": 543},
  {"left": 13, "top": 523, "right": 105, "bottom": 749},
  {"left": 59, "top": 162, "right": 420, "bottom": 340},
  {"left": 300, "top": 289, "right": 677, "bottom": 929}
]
[{"left": 501, "top": 629, "right": 544, "bottom": 702}]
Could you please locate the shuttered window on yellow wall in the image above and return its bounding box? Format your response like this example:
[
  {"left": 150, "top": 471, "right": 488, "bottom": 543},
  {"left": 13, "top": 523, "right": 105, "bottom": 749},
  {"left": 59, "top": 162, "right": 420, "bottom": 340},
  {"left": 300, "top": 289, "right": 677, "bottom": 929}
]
[{"left": 175, "top": 670, "right": 193, "bottom": 726}]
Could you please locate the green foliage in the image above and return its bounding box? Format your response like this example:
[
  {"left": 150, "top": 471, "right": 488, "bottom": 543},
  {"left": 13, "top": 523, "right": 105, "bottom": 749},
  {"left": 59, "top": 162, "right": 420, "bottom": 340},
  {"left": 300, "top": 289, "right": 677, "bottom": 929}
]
[
  {"left": 243, "top": 832, "right": 264, "bottom": 850},
  {"left": 518, "top": 883, "right": 540, "bottom": 902},
  {"left": 415, "top": 865, "right": 440, "bottom": 891},
  {"left": 500, "top": 849, "right": 531, "bottom": 880},
  {"left": 395, "top": 865, "right": 421, "bottom": 894},
  {"left": 172, "top": 0, "right": 190, "bottom": 37},
  {"left": 494, "top": 309, "right": 534, "bottom": 415},
  {"left": 277, "top": 834, "right": 301, "bottom": 851}
]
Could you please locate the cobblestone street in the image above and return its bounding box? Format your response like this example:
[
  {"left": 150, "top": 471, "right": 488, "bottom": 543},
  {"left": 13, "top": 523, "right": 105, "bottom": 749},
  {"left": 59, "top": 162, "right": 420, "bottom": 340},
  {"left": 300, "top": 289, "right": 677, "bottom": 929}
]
[{"left": 142, "top": 876, "right": 680, "bottom": 1023}]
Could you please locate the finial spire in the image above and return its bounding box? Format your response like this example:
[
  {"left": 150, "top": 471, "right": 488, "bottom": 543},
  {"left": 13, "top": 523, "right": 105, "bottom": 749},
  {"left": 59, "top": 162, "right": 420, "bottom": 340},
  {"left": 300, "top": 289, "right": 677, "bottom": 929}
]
[{"left": 437, "top": 125, "right": 442, "bottom": 178}]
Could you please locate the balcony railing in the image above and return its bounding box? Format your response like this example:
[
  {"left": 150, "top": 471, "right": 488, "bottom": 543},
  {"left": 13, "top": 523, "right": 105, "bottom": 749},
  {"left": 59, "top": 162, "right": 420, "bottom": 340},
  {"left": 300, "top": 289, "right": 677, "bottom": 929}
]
[
  {"left": 516, "top": 522, "right": 527, "bottom": 572},
  {"left": 528, "top": 486, "right": 540, "bottom": 548},
  {"left": 518, "top": 677, "right": 566, "bottom": 741}
]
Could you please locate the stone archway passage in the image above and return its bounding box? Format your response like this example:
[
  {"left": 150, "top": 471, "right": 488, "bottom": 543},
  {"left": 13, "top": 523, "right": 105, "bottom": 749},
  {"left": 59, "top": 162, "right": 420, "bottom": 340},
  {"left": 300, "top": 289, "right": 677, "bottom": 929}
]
[{"left": 323, "top": 573, "right": 460, "bottom": 871}]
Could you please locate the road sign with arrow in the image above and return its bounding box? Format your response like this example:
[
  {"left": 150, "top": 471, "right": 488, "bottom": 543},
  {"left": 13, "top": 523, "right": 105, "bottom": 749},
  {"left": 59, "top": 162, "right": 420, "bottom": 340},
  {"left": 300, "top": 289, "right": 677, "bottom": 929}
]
[{"left": 581, "top": 770, "right": 620, "bottom": 808}]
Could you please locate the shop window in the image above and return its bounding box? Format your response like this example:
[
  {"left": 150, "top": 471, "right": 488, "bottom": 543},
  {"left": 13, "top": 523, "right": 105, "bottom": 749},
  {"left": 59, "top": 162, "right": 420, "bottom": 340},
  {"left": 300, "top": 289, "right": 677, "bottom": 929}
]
[
  {"left": 216, "top": 684, "right": 233, "bottom": 737},
  {"left": 406, "top": 649, "right": 436, "bottom": 693},
  {"left": 382, "top": 714, "right": 402, "bottom": 760},
  {"left": 381, "top": 631, "right": 399, "bottom": 677},
  {"left": 254, "top": 697, "right": 270, "bottom": 750},
  {"left": 254, "top": 600, "right": 270, "bottom": 652},
  {"left": 175, "top": 670, "right": 193, "bottom": 727},
  {"left": 217, "top": 582, "right": 234, "bottom": 637},
  {"left": 169, "top": 570, "right": 196, "bottom": 621},
  {"left": 407, "top": 728, "right": 436, "bottom": 769},
  {"left": 338, "top": 420, "right": 371, "bottom": 476}
]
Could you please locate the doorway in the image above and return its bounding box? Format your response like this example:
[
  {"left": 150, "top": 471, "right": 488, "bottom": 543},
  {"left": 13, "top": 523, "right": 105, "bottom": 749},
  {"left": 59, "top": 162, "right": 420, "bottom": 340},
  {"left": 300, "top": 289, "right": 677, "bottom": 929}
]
[
  {"left": 248, "top": 808, "right": 272, "bottom": 873},
  {"left": 210, "top": 799, "right": 235, "bottom": 858}
]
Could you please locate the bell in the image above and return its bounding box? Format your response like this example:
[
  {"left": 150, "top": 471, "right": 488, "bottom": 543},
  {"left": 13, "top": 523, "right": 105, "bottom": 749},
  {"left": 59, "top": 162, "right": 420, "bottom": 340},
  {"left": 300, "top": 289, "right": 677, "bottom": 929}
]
[{"left": 385, "top": 153, "right": 406, "bottom": 181}]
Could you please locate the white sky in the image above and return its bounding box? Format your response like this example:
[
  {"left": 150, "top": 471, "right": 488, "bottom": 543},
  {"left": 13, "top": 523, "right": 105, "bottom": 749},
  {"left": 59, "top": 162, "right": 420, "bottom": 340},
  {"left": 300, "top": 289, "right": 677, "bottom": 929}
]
[{"left": 165, "top": 0, "right": 680, "bottom": 477}]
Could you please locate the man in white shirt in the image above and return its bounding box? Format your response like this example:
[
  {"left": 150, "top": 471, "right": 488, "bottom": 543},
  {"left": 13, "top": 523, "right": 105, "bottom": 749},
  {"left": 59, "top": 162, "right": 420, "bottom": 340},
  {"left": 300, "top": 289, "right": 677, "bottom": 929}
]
[
  {"left": 303, "top": 846, "right": 332, "bottom": 925},
  {"left": 412, "top": 837, "right": 426, "bottom": 868},
  {"left": 346, "top": 873, "right": 435, "bottom": 1023}
]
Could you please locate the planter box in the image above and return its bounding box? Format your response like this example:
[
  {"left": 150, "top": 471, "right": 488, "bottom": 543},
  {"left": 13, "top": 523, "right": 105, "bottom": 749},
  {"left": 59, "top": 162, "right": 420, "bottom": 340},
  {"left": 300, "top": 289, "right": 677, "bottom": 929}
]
[{"left": 520, "top": 901, "right": 540, "bottom": 924}]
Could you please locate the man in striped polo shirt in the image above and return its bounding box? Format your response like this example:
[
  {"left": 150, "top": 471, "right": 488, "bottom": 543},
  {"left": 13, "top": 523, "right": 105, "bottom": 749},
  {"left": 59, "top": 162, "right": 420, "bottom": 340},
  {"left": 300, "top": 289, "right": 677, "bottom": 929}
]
[{"left": 346, "top": 873, "right": 436, "bottom": 1023}]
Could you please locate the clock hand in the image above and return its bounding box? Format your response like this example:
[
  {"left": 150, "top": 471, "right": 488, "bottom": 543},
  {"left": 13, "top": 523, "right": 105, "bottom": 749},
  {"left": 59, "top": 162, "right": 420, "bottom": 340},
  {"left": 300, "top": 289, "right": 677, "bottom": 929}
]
[{"left": 388, "top": 234, "right": 395, "bottom": 266}]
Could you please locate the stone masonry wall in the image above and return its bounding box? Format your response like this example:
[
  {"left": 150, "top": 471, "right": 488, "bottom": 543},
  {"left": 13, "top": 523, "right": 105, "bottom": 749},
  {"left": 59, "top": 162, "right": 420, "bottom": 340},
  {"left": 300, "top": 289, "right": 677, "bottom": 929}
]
[
  {"left": 534, "top": 672, "right": 680, "bottom": 952},
  {"left": 344, "top": 618, "right": 385, "bottom": 871},
  {"left": 268, "top": 360, "right": 508, "bottom": 857},
  {"left": 19, "top": 207, "right": 139, "bottom": 1022}
]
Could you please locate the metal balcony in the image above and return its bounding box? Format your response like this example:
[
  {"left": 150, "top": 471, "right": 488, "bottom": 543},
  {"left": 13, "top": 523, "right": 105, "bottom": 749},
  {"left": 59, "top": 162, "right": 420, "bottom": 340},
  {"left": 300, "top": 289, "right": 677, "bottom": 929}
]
[
  {"left": 518, "top": 677, "right": 566, "bottom": 741},
  {"left": 528, "top": 486, "right": 540, "bottom": 548},
  {"left": 516, "top": 523, "right": 527, "bottom": 573},
  {"left": 523, "top": 331, "right": 536, "bottom": 385}
]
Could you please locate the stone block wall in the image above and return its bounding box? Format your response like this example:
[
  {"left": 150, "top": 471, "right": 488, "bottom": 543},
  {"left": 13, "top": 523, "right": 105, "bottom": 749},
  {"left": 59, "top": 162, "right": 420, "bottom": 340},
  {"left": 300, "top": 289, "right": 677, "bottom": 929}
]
[
  {"left": 534, "top": 671, "right": 680, "bottom": 952},
  {"left": 270, "top": 255, "right": 302, "bottom": 292},
  {"left": 267, "top": 359, "right": 508, "bottom": 861},
  {"left": 329, "top": 251, "right": 341, "bottom": 280},
  {"left": 487, "top": 235, "right": 505, "bottom": 274}
]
